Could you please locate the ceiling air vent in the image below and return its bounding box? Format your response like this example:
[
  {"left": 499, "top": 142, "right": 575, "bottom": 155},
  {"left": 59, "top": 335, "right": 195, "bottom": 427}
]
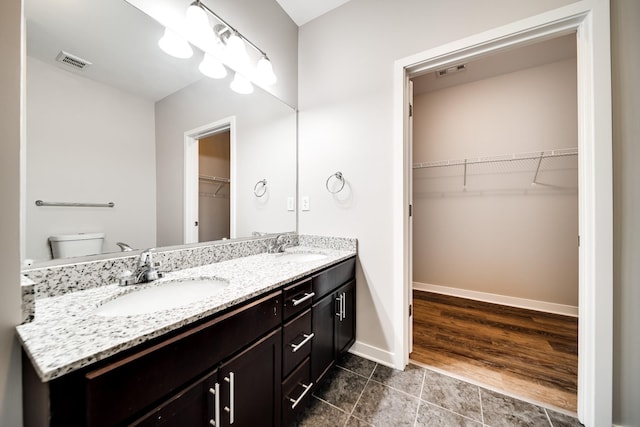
[
  {"left": 55, "top": 50, "right": 92, "bottom": 70},
  {"left": 436, "top": 64, "right": 466, "bottom": 78}
]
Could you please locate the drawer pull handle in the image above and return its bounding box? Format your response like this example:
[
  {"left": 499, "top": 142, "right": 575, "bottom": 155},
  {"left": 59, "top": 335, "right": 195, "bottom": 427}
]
[
  {"left": 208, "top": 383, "right": 220, "bottom": 426},
  {"left": 290, "top": 333, "right": 315, "bottom": 353},
  {"left": 292, "top": 292, "right": 315, "bottom": 306},
  {"left": 289, "top": 382, "right": 314, "bottom": 409}
]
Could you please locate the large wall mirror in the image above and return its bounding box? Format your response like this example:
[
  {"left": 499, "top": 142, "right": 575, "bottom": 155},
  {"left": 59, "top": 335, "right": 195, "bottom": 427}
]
[{"left": 24, "top": 0, "right": 297, "bottom": 265}]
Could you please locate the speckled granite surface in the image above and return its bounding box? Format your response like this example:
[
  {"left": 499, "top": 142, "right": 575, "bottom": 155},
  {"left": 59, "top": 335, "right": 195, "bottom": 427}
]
[{"left": 17, "top": 242, "right": 355, "bottom": 382}]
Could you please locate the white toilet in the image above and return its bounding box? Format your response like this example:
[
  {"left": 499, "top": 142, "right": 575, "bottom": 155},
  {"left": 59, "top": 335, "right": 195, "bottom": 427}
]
[{"left": 49, "top": 233, "right": 105, "bottom": 259}]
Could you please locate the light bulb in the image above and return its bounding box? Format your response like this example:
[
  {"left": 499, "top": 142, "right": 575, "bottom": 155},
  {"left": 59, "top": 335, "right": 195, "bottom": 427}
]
[
  {"left": 199, "top": 53, "right": 227, "bottom": 79},
  {"left": 256, "top": 56, "right": 277, "bottom": 85},
  {"left": 226, "top": 32, "right": 249, "bottom": 66},
  {"left": 158, "top": 28, "right": 193, "bottom": 59},
  {"left": 230, "top": 72, "right": 254, "bottom": 94}
]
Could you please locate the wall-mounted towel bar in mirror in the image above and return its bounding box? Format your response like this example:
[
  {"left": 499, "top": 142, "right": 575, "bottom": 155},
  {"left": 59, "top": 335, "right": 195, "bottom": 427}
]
[{"left": 35, "top": 200, "right": 115, "bottom": 208}]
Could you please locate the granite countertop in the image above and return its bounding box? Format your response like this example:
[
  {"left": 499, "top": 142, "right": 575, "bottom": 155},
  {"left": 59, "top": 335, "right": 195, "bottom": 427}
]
[{"left": 16, "top": 246, "right": 356, "bottom": 382}]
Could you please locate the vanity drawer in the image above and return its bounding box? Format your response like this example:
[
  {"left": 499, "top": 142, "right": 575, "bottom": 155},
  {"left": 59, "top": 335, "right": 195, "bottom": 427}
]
[
  {"left": 283, "top": 278, "right": 313, "bottom": 320},
  {"left": 282, "top": 357, "right": 312, "bottom": 427},
  {"left": 282, "top": 309, "right": 313, "bottom": 377},
  {"left": 312, "top": 257, "right": 356, "bottom": 301},
  {"left": 84, "top": 291, "right": 281, "bottom": 427}
]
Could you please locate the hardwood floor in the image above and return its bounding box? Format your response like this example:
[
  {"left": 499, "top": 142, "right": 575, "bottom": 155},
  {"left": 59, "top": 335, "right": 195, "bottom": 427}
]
[{"left": 410, "top": 290, "right": 578, "bottom": 412}]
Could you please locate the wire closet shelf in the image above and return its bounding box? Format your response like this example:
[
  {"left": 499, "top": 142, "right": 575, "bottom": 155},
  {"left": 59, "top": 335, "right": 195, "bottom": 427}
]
[
  {"left": 413, "top": 147, "right": 577, "bottom": 186},
  {"left": 198, "top": 175, "right": 230, "bottom": 198}
]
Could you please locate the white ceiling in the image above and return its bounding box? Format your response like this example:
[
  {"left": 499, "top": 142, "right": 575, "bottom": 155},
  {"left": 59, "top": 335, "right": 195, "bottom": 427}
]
[{"left": 275, "top": 0, "right": 352, "bottom": 26}]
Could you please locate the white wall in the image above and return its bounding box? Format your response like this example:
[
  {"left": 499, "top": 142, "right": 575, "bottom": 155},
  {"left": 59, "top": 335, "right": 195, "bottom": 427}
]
[
  {"left": 298, "top": 0, "right": 578, "bottom": 364},
  {"left": 0, "top": 0, "right": 23, "bottom": 425},
  {"left": 412, "top": 58, "right": 578, "bottom": 306},
  {"left": 155, "top": 77, "right": 296, "bottom": 246},
  {"left": 25, "top": 57, "right": 157, "bottom": 261},
  {"left": 611, "top": 0, "right": 640, "bottom": 425}
]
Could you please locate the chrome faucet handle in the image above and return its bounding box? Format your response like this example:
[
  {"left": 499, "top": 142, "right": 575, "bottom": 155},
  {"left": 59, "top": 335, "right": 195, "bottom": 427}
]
[{"left": 118, "top": 270, "right": 135, "bottom": 286}]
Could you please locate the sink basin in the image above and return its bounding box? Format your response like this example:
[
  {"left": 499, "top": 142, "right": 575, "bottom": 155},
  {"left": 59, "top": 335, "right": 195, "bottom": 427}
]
[
  {"left": 94, "top": 277, "right": 230, "bottom": 317},
  {"left": 274, "top": 252, "right": 328, "bottom": 263}
]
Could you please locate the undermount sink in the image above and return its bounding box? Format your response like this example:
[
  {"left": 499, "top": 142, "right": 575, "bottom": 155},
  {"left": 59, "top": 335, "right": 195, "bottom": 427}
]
[
  {"left": 94, "top": 277, "right": 230, "bottom": 317},
  {"left": 274, "top": 252, "right": 328, "bottom": 263}
]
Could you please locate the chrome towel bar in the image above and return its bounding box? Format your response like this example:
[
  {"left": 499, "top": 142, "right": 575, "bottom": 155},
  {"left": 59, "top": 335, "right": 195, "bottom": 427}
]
[{"left": 35, "top": 200, "right": 115, "bottom": 208}]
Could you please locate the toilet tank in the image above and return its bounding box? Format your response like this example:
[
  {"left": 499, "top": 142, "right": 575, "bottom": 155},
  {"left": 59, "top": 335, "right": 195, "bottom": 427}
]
[{"left": 49, "top": 233, "right": 105, "bottom": 259}]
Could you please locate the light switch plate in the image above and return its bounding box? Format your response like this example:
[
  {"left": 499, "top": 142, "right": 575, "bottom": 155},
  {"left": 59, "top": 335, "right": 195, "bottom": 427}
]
[
  {"left": 287, "top": 197, "right": 295, "bottom": 211},
  {"left": 302, "top": 196, "right": 310, "bottom": 211}
]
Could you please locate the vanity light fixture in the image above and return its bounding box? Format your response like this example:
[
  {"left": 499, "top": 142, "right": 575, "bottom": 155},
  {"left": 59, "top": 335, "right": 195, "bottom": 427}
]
[
  {"left": 199, "top": 52, "right": 227, "bottom": 79},
  {"left": 157, "top": 0, "right": 277, "bottom": 94},
  {"left": 158, "top": 27, "right": 193, "bottom": 59},
  {"left": 230, "top": 72, "right": 254, "bottom": 94}
]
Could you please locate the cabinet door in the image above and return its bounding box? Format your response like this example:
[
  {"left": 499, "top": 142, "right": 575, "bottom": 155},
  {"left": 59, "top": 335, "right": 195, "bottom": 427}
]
[
  {"left": 130, "top": 369, "right": 218, "bottom": 427},
  {"left": 335, "top": 280, "right": 356, "bottom": 355},
  {"left": 218, "top": 329, "right": 282, "bottom": 427},
  {"left": 311, "top": 294, "right": 336, "bottom": 385}
]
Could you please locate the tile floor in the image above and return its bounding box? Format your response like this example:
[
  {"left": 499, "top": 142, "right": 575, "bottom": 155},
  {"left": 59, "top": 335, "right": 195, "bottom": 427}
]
[{"left": 295, "top": 354, "right": 583, "bottom": 427}]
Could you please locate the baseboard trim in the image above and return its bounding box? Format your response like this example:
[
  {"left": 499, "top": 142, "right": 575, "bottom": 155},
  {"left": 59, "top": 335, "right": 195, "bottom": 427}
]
[
  {"left": 348, "top": 341, "right": 396, "bottom": 368},
  {"left": 413, "top": 282, "right": 578, "bottom": 317}
]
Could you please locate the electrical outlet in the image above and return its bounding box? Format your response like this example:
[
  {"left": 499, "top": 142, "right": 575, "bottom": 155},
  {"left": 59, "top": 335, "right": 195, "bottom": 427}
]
[
  {"left": 287, "top": 197, "right": 295, "bottom": 211},
  {"left": 302, "top": 196, "right": 310, "bottom": 211}
]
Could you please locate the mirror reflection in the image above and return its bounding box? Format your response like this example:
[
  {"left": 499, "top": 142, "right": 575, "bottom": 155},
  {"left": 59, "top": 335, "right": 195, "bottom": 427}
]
[{"left": 24, "top": 0, "right": 297, "bottom": 264}]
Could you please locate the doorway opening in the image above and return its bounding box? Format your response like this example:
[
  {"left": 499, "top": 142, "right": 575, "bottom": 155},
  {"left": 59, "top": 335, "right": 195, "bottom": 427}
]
[
  {"left": 408, "top": 34, "right": 579, "bottom": 412},
  {"left": 184, "top": 117, "right": 236, "bottom": 244},
  {"left": 394, "top": 3, "right": 613, "bottom": 425},
  {"left": 198, "top": 131, "right": 231, "bottom": 242}
]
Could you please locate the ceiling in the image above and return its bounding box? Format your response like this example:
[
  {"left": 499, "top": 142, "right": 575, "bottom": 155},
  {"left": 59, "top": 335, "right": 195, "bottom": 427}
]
[{"left": 275, "top": 0, "right": 352, "bottom": 26}]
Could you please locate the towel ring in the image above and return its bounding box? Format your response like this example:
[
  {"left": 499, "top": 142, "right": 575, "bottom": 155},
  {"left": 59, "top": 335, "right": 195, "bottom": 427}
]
[
  {"left": 325, "top": 171, "right": 345, "bottom": 194},
  {"left": 254, "top": 179, "right": 267, "bottom": 197}
]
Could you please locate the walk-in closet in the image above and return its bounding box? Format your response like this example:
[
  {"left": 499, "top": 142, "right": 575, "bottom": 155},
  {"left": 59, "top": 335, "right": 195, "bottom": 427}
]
[{"left": 410, "top": 34, "right": 579, "bottom": 412}]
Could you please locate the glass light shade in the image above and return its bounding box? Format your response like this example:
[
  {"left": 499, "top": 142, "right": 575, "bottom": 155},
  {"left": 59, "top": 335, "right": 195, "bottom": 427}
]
[
  {"left": 186, "top": 4, "right": 209, "bottom": 30},
  {"left": 158, "top": 28, "right": 193, "bottom": 59},
  {"left": 199, "top": 53, "right": 227, "bottom": 79},
  {"left": 256, "top": 56, "right": 277, "bottom": 85},
  {"left": 225, "top": 33, "right": 249, "bottom": 66},
  {"left": 230, "top": 72, "right": 254, "bottom": 94},
  {"left": 186, "top": 4, "right": 215, "bottom": 46}
]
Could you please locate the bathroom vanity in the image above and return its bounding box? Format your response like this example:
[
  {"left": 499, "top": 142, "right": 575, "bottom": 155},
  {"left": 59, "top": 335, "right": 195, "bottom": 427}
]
[{"left": 18, "top": 239, "right": 356, "bottom": 427}]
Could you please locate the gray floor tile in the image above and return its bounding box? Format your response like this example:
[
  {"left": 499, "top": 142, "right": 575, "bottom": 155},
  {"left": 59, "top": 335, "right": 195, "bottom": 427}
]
[
  {"left": 295, "top": 396, "right": 349, "bottom": 427},
  {"left": 336, "top": 353, "right": 377, "bottom": 378},
  {"left": 416, "top": 401, "right": 482, "bottom": 427},
  {"left": 547, "top": 409, "right": 583, "bottom": 427},
  {"left": 481, "top": 388, "right": 551, "bottom": 427},
  {"left": 421, "top": 369, "right": 482, "bottom": 422},
  {"left": 371, "top": 363, "right": 425, "bottom": 397},
  {"left": 313, "top": 366, "right": 368, "bottom": 413},
  {"left": 345, "top": 415, "right": 374, "bottom": 426},
  {"left": 351, "top": 380, "right": 419, "bottom": 426}
]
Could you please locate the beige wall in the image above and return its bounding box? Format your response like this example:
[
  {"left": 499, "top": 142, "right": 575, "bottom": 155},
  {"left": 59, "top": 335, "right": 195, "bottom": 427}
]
[
  {"left": 25, "top": 57, "right": 157, "bottom": 260},
  {"left": 412, "top": 58, "right": 578, "bottom": 306},
  {"left": 0, "top": 0, "right": 23, "bottom": 424},
  {"left": 611, "top": 0, "right": 640, "bottom": 425},
  {"left": 199, "top": 133, "right": 231, "bottom": 242}
]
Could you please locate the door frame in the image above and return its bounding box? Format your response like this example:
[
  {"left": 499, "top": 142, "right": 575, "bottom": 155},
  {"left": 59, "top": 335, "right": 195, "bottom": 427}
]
[
  {"left": 184, "top": 116, "right": 237, "bottom": 244},
  {"left": 393, "top": 1, "right": 612, "bottom": 425}
]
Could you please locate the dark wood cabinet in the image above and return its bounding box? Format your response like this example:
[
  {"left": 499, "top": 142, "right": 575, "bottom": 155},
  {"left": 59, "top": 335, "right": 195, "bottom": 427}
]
[
  {"left": 218, "top": 329, "right": 282, "bottom": 427},
  {"left": 22, "top": 256, "right": 356, "bottom": 427},
  {"left": 310, "top": 260, "right": 357, "bottom": 386}
]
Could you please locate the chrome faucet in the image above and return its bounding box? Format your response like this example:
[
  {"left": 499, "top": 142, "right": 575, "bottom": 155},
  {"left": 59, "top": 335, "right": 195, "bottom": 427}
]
[
  {"left": 119, "top": 248, "right": 164, "bottom": 286},
  {"left": 268, "top": 234, "right": 290, "bottom": 253},
  {"left": 116, "top": 242, "right": 134, "bottom": 252},
  {"left": 135, "top": 248, "right": 164, "bottom": 283}
]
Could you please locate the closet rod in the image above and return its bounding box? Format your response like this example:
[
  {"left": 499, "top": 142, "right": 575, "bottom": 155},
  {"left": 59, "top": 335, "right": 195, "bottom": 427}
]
[
  {"left": 199, "top": 175, "right": 230, "bottom": 183},
  {"left": 412, "top": 147, "right": 577, "bottom": 170}
]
